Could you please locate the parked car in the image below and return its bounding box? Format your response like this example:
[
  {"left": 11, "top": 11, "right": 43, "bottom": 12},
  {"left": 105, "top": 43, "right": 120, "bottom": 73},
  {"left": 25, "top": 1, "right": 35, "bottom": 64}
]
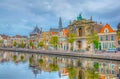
[{"left": 106, "top": 48, "right": 117, "bottom": 53}]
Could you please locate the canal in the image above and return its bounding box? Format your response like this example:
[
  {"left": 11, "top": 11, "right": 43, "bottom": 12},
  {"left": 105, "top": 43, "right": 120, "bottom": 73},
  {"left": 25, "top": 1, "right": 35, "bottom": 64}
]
[{"left": 0, "top": 51, "right": 120, "bottom": 79}]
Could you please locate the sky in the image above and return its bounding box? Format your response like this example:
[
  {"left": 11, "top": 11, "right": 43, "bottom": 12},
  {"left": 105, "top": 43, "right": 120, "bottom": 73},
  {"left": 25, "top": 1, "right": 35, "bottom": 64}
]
[{"left": 0, "top": 0, "right": 120, "bottom": 36}]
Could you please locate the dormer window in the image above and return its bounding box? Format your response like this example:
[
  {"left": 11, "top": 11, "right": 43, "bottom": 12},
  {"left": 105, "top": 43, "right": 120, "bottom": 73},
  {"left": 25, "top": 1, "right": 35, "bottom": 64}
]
[{"left": 104, "top": 28, "right": 109, "bottom": 33}]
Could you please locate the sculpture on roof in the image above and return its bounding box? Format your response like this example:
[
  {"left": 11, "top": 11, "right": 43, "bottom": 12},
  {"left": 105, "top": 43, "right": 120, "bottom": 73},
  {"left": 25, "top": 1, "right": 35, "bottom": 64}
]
[{"left": 77, "top": 13, "right": 82, "bottom": 21}]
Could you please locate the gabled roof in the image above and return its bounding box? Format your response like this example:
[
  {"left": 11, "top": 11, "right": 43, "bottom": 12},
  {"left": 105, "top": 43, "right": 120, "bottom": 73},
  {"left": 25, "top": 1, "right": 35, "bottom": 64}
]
[{"left": 100, "top": 23, "right": 115, "bottom": 33}]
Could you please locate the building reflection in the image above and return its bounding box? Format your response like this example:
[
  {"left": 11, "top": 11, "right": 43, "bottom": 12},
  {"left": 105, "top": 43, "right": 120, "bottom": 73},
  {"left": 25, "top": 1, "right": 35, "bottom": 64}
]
[{"left": 0, "top": 51, "right": 120, "bottom": 79}]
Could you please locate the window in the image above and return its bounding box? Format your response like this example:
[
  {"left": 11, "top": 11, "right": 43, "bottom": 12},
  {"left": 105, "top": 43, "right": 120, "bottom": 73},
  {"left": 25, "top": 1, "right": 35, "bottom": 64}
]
[
  {"left": 111, "top": 35, "right": 114, "bottom": 40},
  {"left": 118, "top": 41, "right": 120, "bottom": 45},
  {"left": 100, "top": 36, "right": 103, "bottom": 41},
  {"left": 104, "top": 28, "right": 109, "bottom": 33},
  {"left": 106, "top": 35, "right": 108, "bottom": 41}
]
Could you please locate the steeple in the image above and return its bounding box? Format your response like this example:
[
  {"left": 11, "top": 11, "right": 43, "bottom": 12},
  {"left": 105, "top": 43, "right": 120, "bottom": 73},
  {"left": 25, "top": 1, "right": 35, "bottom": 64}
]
[
  {"left": 59, "top": 17, "right": 62, "bottom": 31},
  {"left": 90, "top": 16, "right": 92, "bottom": 21}
]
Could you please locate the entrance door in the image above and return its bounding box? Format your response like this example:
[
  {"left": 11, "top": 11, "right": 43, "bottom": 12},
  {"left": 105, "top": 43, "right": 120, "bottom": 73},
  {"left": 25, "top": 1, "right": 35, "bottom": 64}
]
[
  {"left": 79, "top": 28, "right": 82, "bottom": 36},
  {"left": 78, "top": 41, "right": 81, "bottom": 49}
]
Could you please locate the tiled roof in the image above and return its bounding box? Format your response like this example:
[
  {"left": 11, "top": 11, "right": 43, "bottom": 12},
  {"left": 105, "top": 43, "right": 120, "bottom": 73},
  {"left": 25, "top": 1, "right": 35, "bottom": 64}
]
[
  {"left": 62, "top": 29, "right": 69, "bottom": 36},
  {"left": 100, "top": 23, "right": 115, "bottom": 33},
  {"left": 51, "top": 31, "right": 59, "bottom": 35}
]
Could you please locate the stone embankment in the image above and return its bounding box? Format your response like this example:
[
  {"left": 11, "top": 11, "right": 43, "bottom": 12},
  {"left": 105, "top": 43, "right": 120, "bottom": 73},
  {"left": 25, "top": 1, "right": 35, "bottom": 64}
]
[{"left": 0, "top": 48, "right": 120, "bottom": 61}]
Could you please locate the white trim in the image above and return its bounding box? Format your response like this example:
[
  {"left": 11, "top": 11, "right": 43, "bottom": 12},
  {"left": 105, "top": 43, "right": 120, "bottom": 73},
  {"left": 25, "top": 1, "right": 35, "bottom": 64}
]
[{"left": 98, "top": 32, "right": 116, "bottom": 35}]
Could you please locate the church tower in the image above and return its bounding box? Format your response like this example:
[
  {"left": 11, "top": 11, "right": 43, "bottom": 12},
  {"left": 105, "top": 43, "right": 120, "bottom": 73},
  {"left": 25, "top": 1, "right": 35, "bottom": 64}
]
[{"left": 59, "top": 17, "right": 62, "bottom": 31}]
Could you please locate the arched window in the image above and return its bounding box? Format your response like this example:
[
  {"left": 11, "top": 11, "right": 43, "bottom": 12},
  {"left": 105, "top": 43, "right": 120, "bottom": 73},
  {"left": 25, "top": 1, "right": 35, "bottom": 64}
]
[{"left": 104, "top": 28, "right": 109, "bottom": 33}]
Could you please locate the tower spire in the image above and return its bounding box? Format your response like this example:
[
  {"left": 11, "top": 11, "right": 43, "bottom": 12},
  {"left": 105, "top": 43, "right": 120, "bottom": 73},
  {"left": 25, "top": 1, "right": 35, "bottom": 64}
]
[{"left": 59, "top": 17, "right": 62, "bottom": 31}]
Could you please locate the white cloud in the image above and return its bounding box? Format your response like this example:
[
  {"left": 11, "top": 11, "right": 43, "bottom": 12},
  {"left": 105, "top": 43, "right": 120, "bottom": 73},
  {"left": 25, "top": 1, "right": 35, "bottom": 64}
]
[{"left": 0, "top": 0, "right": 120, "bottom": 35}]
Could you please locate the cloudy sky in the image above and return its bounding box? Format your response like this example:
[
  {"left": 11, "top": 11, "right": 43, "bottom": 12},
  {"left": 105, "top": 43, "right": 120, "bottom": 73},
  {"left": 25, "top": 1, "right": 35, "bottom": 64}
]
[{"left": 0, "top": 0, "right": 120, "bottom": 36}]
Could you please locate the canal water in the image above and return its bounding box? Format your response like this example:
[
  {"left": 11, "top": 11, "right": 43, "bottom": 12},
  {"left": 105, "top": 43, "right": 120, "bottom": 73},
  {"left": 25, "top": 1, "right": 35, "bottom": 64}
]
[{"left": 0, "top": 51, "right": 120, "bottom": 79}]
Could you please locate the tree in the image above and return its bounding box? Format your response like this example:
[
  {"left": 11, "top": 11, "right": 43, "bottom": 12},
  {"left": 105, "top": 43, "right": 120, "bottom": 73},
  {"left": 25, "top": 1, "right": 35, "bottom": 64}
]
[
  {"left": 13, "top": 41, "right": 17, "bottom": 47},
  {"left": 50, "top": 36, "right": 59, "bottom": 49},
  {"left": 67, "top": 33, "right": 76, "bottom": 51},
  {"left": 0, "top": 40, "right": 3, "bottom": 46},
  {"left": 117, "top": 30, "right": 120, "bottom": 40},
  {"left": 20, "top": 41, "right": 25, "bottom": 48},
  {"left": 117, "top": 23, "right": 120, "bottom": 39},
  {"left": 29, "top": 41, "right": 34, "bottom": 47},
  {"left": 38, "top": 41, "right": 44, "bottom": 48},
  {"left": 88, "top": 33, "right": 99, "bottom": 50}
]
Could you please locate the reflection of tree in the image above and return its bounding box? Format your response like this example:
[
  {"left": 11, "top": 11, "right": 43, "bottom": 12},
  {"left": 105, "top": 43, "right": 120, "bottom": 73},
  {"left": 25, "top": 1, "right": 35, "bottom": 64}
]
[
  {"left": 49, "top": 63, "right": 59, "bottom": 72},
  {"left": 29, "top": 57, "right": 34, "bottom": 66},
  {"left": 20, "top": 55, "right": 24, "bottom": 62},
  {"left": 38, "top": 59, "right": 43, "bottom": 66},
  {"left": 68, "top": 67, "right": 77, "bottom": 79},
  {"left": 86, "top": 68, "right": 100, "bottom": 79},
  {"left": 94, "top": 62, "right": 100, "bottom": 71},
  {"left": 13, "top": 55, "right": 17, "bottom": 61}
]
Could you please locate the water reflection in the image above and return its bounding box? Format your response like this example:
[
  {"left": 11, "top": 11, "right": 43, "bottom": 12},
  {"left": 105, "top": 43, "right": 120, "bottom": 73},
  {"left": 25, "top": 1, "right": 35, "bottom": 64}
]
[{"left": 0, "top": 51, "right": 120, "bottom": 79}]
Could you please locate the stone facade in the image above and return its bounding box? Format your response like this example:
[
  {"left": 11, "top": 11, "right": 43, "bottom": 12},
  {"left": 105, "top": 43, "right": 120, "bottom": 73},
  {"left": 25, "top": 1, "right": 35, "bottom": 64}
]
[{"left": 68, "top": 14, "right": 97, "bottom": 51}]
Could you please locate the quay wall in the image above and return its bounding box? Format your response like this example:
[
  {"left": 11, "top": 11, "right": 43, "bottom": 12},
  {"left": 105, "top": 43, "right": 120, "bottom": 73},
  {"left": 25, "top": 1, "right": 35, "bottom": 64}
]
[{"left": 0, "top": 48, "right": 120, "bottom": 61}]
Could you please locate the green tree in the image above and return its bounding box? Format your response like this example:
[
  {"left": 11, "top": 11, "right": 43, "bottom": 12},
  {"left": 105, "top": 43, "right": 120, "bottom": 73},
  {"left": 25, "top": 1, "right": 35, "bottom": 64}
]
[
  {"left": 13, "top": 41, "right": 17, "bottom": 47},
  {"left": 20, "top": 41, "right": 25, "bottom": 48},
  {"left": 88, "top": 33, "right": 99, "bottom": 50},
  {"left": 0, "top": 40, "right": 3, "bottom": 46},
  {"left": 50, "top": 36, "right": 59, "bottom": 48},
  {"left": 67, "top": 33, "right": 76, "bottom": 51},
  {"left": 117, "top": 31, "right": 120, "bottom": 39},
  {"left": 38, "top": 41, "right": 44, "bottom": 48},
  {"left": 29, "top": 41, "right": 33, "bottom": 47}
]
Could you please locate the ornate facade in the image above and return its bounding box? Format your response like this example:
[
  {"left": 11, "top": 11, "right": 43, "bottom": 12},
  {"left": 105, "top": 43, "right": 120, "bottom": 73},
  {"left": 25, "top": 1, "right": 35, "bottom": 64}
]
[{"left": 68, "top": 14, "right": 100, "bottom": 51}]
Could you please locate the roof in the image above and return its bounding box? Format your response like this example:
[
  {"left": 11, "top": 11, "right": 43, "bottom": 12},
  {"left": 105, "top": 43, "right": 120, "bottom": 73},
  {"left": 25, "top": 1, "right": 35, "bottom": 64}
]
[
  {"left": 30, "top": 26, "right": 42, "bottom": 34},
  {"left": 100, "top": 23, "right": 115, "bottom": 33},
  {"left": 62, "top": 29, "right": 69, "bottom": 36},
  {"left": 94, "top": 23, "right": 103, "bottom": 33},
  {"left": 12, "top": 35, "right": 22, "bottom": 38},
  {"left": 50, "top": 31, "right": 59, "bottom": 35}
]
